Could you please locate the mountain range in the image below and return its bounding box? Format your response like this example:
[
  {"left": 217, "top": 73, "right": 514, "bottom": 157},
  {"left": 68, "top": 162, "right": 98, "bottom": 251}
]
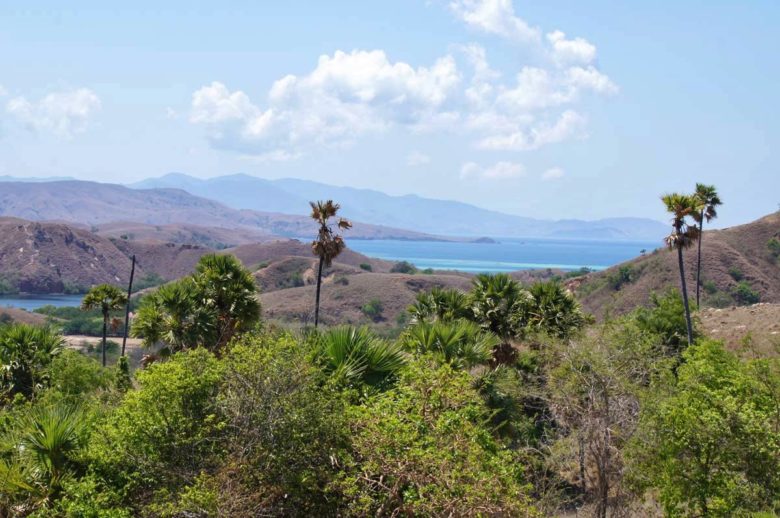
[{"left": 131, "top": 173, "right": 668, "bottom": 241}]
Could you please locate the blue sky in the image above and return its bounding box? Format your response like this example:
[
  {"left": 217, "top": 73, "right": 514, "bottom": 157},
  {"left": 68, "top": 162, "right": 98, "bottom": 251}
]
[{"left": 1, "top": 1, "right": 778, "bottom": 226}]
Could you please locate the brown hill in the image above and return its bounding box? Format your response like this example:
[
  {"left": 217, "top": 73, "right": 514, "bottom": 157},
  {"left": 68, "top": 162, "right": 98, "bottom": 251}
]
[
  {"left": 0, "top": 180, "right": 441, "bottom": 241},
  {"left": 700, "top": 303, "right": 780, "bottom": 357},
  {"left": 576, "top": 212, "right": 780, "bottom": 318},
  {"left": 260, "top": 272, "right": 473, "bottom": 329},
  {"left": 93, "top": 222, "right": 275, "bottom": 248}
]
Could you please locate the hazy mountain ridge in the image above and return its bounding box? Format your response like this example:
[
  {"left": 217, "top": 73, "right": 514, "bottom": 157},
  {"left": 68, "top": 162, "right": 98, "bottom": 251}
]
[
  {"left": 131, "top": 173, "right": 668, "bottom": 241},
  {"left": 0, "top": 180, "right": 439, "bottom": 241}
]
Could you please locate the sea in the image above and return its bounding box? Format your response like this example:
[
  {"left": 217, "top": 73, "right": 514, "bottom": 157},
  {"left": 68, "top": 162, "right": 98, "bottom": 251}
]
[{"left": 347, "top": 237, "right": 659, "bottom": 273}]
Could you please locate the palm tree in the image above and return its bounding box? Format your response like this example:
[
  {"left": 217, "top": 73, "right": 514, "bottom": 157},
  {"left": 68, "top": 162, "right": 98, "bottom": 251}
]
[
  {"left": 0, "top": 324, "right": 64, "bottom": 398},
  {"left": 194, "top": 253, "right": 260, "bottom": 348},
  {"left": 692, "top": 184, "right": 722, "bottom": 306},
  {"left": 662, "top": 193, "right": 700, "bottom": 347},
  {"left": 309, "top": 200, "right": 352, "bottom": 328},
  {"left": 526, "top": 281, "right": 589, "bottom": 339},
  {"left": 408, "top": 286, "right": 471, "bottom": 324},
  {"left": 401, "top": 319, "right": 498, "bottom": 369},
  {"left": 81, "top": 284, "right": 127, "bottom": 367},
  {"left": 317, "top": 326, "right": 406, "bottom": 388},
  {"left": 469, "top": 273, "right": 531, "bottom": 341}
]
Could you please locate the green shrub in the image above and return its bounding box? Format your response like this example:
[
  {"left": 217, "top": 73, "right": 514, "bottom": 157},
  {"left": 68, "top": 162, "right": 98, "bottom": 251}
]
[
  {"left": 706, "top": 290, "right": 734, "bottom": 308},
  {"left": 768, "top": 237, "right": 780, "bottom": 261},
  {"left": 728, "top": 266, "right": 744, "bottom": 281},
  {"left": 390, "top": 261, "right": 417, "bottom": 274},
  {"left": 358, "top": 263, "right": 372, "bottom": 272},
  {"left": 133, "top": 272, "right": 166, "bottom": 291},
  {"left": 421, "top": 267, "right": 434, "bottom": 275},
  {"left": 606, "top": 264, "right": 638, "bottom": 291},
  {"left": 334, "top": 274, "right": 349, "bottom": 286},
  {"left": 361, "top": 299, "right": 384, "bottom": 321},
  {"left": 702, "top": 279, "right": 718, "bottom": 295},
  {"left": 732, "top": 281, "right": 760, "bottom": 305},
  {"left": 48, "top": 350, "right": 114, "bottom": 396},
  {"left": 634, "top": 289, "right": 698, "bottom": 354}
]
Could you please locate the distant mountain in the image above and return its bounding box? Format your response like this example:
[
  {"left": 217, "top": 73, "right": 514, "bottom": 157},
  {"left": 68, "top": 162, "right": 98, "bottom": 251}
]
[
  {"left": 131, "top": 173, "right": 668, "bottom": 241},
  {"left": 0, "top": 175, "right": 75, "bottom": 182},
  {"left": 0, "top": 180, "right": 439, "bottom": 241}
]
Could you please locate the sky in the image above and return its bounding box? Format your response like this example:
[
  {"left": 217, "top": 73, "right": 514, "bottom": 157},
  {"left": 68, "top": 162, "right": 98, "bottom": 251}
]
[{"left": 0, "top": 1, "right": 778, "bottom": 226}]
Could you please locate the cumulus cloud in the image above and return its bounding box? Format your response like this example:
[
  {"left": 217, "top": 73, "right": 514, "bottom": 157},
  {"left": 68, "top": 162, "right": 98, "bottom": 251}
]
[
  {"left": 6, "top": 88, "right": 101, "bottom": 138},
  {"left": 189, "top": 3, "right": 616, "bottom": 158},
  {"left": 449, "top": 0, "right": 540, "bottom": 43},
  {"left": 407, "top": 151, "right": 431, "bottom": 166},
  {"left": 541, "top": 167, "right": 565, "bottom": 181},
  {"left": 461, "top": 160, "right": 525, "bottom": 180}
]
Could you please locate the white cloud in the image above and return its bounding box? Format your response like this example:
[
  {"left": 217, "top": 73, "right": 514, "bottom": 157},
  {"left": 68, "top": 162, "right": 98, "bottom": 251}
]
[
  {"left": 165, "top": 107, "right": 178, "bottom": 119},
  {"left": 189, "top": 5, "right": 616, "bottom": 158},
  {"left": 449, "top": 0, "right": 540, "bottom": 43},
  {"left": 477, "top": 110, "right": 586, "bottom": 151},
  {"left": 541, "top": 167, "right": 565, "bottom": 181},
  {"left": 6, "top": 88, "right": 101, "bottom": 138},
  {"left": 461, "top": 160, "right": 525, "bottom": 180},
  {"left": 406, "top": 151, "right": 431, "bottom": 166},
  {"left": 547, "top": 30, "right": 597, "bottom": 65}
]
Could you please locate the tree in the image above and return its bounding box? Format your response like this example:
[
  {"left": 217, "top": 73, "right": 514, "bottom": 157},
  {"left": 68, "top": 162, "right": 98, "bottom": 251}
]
[
  {"left": 82, "top": 284, "right": 127, "bottom": 367},
  {"left": 401, "top": 319, "right": 498, "bottom": 369},
  {"left": 0, "top": 324, "right": 64, "bottom": 399},
  {"left": 194, "top": 254, "right": 260, "bottom": 348},
  {"left": 309, "top": 200, "right": 351, "bottom": 328},
  {"left": 692, "top": 184, "right": 722, "bottom": 306},
  {"left": 525, "top": 281, "right": 589, "bottom": 339},
  {"left": 628, "top": 340, "right": 780, "bottom": 516},
  {"left": 407, "top": 286, "right": 471, "bottom": 324},
  {"left": 661, "top": 193, "right": 700, "bottom": 347},
  {"left": 469, "top": 273, "right": 531, "bottom": 342}
]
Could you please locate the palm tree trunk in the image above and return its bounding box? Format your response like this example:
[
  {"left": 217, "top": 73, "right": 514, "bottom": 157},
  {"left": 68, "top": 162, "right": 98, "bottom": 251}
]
[
  {"left": 102, "top": 313, "right": 108, "bottom": 367},
  {"left": 121, "top": 255, "right": 136, "bottom": 357},
  {"left": 677, "top": 245, "right": 694, "bottom": 347},
  {"left": 696, "top": 210, "right": 705, "bottom": 307},
  {"left": 314, "top": 256, "right": 324, "bottom": 328}
]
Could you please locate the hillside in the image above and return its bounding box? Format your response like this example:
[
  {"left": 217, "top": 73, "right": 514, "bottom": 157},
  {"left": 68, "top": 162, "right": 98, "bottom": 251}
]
[
  {"left": 575, "top": 212, "right": 780, "bottom": 318},
  {"left": 0, "top": 217, "right": 397, "bottom": 294},
  {"left": 0, "top": 180, "right": 441, "bottom": 241},
  {"left": 132, "top": 173, "right": 669, "bottom": 240},
  {"left": 93, "top": 221, "right": 275, "bottom": 248}
]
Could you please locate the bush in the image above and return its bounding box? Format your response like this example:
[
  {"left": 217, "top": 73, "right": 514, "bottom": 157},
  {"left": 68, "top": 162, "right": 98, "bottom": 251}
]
[
  {"left": 133, "top": 272, "right": 166, "bottom": 291},
  {"left": 361, "top": 299, "right": 384, "bottom": 321},
  {"left": 767, "top": 237, "right": 780, "bottom": 258},
  {"left": 732, "top": 281, "right": 760, "bottom": 305},
  {"left": 48, "top": 349, "right": 114, "bottom": 396},
  {"left": 728, "top": 266, "right": 744, "bottom": 281},
  {"left": 334, "top": 274, "right": 349, "bottom": 286},
  {"left": 358, "top": 263, "right": 372, "bottom": 272},
  {"left": 334, "top": 359, "right": 536, "bottom": 516},
  {"left": 421, "top": 267, "right": 434, "bottom": 275},
  {"left": 606, "top": 264, "right": 637, "bottom": 291},
  {"left": 390, "top": 261, "right": 417, "bottom": 274},
  {"left": 634, "top": 289, "right": 698, "bottom": 354}
]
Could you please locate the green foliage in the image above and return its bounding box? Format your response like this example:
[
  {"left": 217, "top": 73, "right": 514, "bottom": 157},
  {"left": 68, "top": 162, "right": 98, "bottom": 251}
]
[
  {"left": 728, "top": 266, "right": 744, "bottom": 281},
  {"left": 634, "top": 289, "right": 699, "bottom": 354},
  {"left": 48, "top": 350, "right": 114, "bottom": 396},
  {"left": 132, "top": 254, "right": 260, "bottom": 352},
  {"left": 132, "top": 272, "right": 166, "bottom": 291},
  {"left": 408, "top": 286, "right": 471, "bottom": 324},
  {"left": 732, "top": 280, "right": 760, "bottom": 305},
  {"left": 314, "top": 326, "right": 406, "bottom": 390},
  {"left": 358, "top": 263, "right": 372, "bottom": 271},
  {"left": 525, "top": 281, "right": 589, "bottom": 339},
  {"left": 768, "top": 237, "right": 780, "bottom": 260},
  {"left": 470, "top": 273, "right": 531, "bottom": 340},
  {"left": 606, "top": 264, "right": 638, "bottom": 290},
  {"left": 0, "top": 324, "right": 65, "bottom": 399},
  {"left": 334, "top": 358, "right": 537, "bottom": 516},
  {"left": 401, "top": 319, "right": 497, "bottom": 369},
  {"left": 421, "top": 267, "right": 434, "bottom": 274},
  {"left": 360, "top": 298, "right": 384, "bottom": 321},
  {"left": 628, "top": 340, "right": 780, "bottom": 516},
  {"left": 390, "top": 260, "right": 417, "bottom": 274},
  {"left": 0, "top": 273, "right": 19, "bottom": 295}
]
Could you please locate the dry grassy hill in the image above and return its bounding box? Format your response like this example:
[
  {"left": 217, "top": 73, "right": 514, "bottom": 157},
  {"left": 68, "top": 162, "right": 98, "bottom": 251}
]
[
  {"left": 93, "top": 222, "right": 275, "bottom": 248},
  {"left": 575, "top": 212, "right": 780, "bottom": 318},
  {"left": 700, "top": 303, "right": 780, "bottom": 357},
  {"left": 260, "top": 272, "right": 473, "bottom": 330}
]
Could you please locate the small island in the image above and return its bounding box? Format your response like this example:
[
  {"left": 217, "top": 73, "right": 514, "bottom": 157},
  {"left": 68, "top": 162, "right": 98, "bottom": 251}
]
[{"left": 470, "top": 236, "right": 499, "bottom": 244}]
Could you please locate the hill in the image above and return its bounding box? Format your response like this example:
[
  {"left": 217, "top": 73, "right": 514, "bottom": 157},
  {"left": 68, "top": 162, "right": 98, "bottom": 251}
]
[
  {"left": 131, "top": 173, "right": 669, "bottom": 240},
  {"left": 575, "top": 212, "right": 780, "bottom": 318},
  {"left": 0, "top": 217, "right": 398, "bottom": 294},
  {"left": 0, "top": 180, "right": 441, "bottom": 241}
]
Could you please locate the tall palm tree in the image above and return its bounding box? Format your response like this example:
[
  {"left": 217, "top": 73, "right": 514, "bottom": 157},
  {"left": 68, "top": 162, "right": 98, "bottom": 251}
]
[
  {"left": 81, "top": 284, "right": 127, "bottom": 367},
  {"left": 310, "top": 200, "right": 352, "bottom": 328},
  {"left": 692, "top": 183, "right": 722, "bottom": 306},
  {"left": 662, "top": 193, "right": 700, "bottom": 347}
]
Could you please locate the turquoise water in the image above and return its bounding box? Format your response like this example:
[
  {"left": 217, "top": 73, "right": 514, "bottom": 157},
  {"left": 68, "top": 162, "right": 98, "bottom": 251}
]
[
  {"left": 0, "top": 294, "right": 84, "bottom": 311},
  {"left": 347, "top": 238, "right": 658, "bottom": 273}
]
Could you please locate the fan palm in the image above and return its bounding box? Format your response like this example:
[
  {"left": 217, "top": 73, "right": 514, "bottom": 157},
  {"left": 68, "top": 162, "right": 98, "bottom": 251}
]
[
  {"left": 194, "top": 253, "right": 260, "bottom": 348},
  {"left": 401, "top": 319, "right": 498, "bottom": 369},
  {"left": 408, "top": 286, "right": 471, "bottom": 324},
  {"left": 692, "top": 184, "right": 722, "bottom": 306},
  {"left": 0, "top": 324, "right": 64, "bottom": 399},
  {"left": 662, "top": 193, "right": 700, "bottom": 347},
  {"left": 318, "top": 326, "right": 406, "bottom": 388},
  {"left": 526, "top": 281, "right": 589, "bottom": 339},
  {"left": 469, "top": 273, "right": 532, "bottom": 341},
  {"left": 310, "top": 200, "right": 352, "bottom": 328},
  {"left": 131, "top": 278, "right": 216, "bottom": 354},
  {"left": 81, "top": 284, "right": 127, "bottom": 367}
]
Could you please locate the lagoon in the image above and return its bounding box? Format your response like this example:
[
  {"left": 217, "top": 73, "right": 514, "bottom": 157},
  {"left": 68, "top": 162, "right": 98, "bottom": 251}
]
[{"left": 0, "top": 294, "right": 84, "bottom": 311}]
